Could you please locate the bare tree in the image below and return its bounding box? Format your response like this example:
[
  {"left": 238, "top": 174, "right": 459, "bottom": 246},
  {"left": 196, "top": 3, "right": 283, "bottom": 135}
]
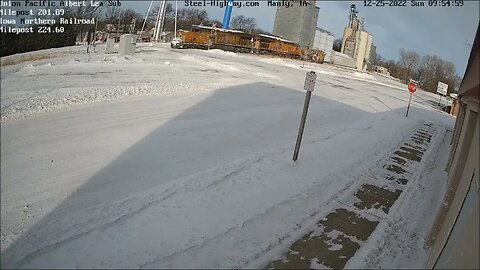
[
  {"left": 230, "top": 15, "right": 256, "bottom": 32},
  {"left": 373, "top": 49, "right": 459, "bottom": 94},
  {"left": 211, "top": 20, "right": 223, "bottom": 28},
  {"left": 416, "top": 54, "right": 458, "bottom": 94},
  {"left": 63, "top": 3, "right": 102, "bottom": 43},
  {"left": 151, "top": 7, "right": 210, "bottom": 31},
  {"left": 399, "top": 49, "right": 420, "bottom": 82},
  {"left": 147, "top": 3, "right": 174, "bottom": 31},
  {"left": 177, "top": 8, "right": 211, "bottom": 29},
  {"left": 373, "top": 54, "right": 385, "bottom": 66},
  {"left": 103, "top": 5, "right": 123, "bottom": 24},
  {"left": 119, "top": 9, "right": 142, "bottom": 33}
]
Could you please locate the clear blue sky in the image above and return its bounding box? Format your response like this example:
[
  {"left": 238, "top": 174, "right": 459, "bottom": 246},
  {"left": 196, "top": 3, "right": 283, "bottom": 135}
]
[{"left": 123, "top": 0, "right": 479, "bottom": 76}]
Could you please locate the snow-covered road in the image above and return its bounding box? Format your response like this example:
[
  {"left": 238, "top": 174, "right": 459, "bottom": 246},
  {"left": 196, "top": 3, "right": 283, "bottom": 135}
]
[{"left": 1, "top": 44, "right": 455, "bottom": 268}]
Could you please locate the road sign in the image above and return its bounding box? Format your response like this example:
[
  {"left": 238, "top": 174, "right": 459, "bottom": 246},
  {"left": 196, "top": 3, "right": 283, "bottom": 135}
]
[
  {"left": 304, "top": 71, "right": 317, "bottom": 92},
  {"left": 437, "top": 81, "right": 448, "bottom": 95},
  {"left": 406, "top": 82, "right": 416, "bottom": 117},
  {"left": 406, "top": 92, "right": 413, "bottom": 117},
  {"left": 408, "top": 82, "right": 416, "bottom": 93},
  {"left": 294, "top": 71, "right": 316, "bottom": 162}
]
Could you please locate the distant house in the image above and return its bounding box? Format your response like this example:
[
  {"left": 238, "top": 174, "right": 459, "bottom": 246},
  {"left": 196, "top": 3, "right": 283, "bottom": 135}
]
[
  {"left": 103, "top": 24, "right": 128, "bottom": 42},
  {"left": 104, "top": 24, "right": 116, "bottom": 32},
  {"left": 160, "top": 31, "right": 174, "bottom": 42},
  {"left": 138, "top": 28, "right": 154, "bottom": 42},
  {"left": 425, "top": 23, "right": 479, "bottom": 269},
  {"left": 373, "top": 65, "right": 390, "bottom": 76}
]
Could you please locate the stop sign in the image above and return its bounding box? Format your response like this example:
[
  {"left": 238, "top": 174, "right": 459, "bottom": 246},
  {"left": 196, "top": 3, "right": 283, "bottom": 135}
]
[{"left": 408, "top": 82, "right": 417, "bottom": 93}]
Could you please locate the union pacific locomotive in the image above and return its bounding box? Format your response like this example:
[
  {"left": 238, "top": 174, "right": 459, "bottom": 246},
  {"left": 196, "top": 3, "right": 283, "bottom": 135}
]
[{"left": 171, "top": 25, "right": 325, "bottom": 63}]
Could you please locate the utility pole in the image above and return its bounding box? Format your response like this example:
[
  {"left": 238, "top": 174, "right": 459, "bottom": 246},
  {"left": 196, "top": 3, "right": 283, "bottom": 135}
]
[
  {"left": 116, "top": 18, "right": 120, "bottom": 42},
  {"left": 93, "top": 16, "right": 98, "bottom": 53},
  {"left": 140, "top": 0, "right": 154, "bottom": 41},
  {"left": 174, "top": 0, "right": 178, "bottom": 38},
  {"left": 153, "top": 0, "right": 167, "bottom": 42}
]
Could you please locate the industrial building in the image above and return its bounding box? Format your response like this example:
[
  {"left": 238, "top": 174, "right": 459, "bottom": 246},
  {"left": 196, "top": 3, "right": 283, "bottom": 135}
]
[
  {"left": 272, "top": 0, "right": 319, "bottom": 49},
  {"left": 340, "top": 4, "right": 373, "bottom": 71},
  {"left": 312, "top": 28, "right": 334, "bottom": 63},
  {"left": 425, "top": 24, "right": 479, "bottom": 269}
]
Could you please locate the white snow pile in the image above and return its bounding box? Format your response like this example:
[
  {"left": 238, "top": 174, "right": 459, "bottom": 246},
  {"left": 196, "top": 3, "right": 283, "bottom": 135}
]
[
  {"left": 317, "top": 70, "right": 339, "bottom": 76},
  {"left": 258, "top": 57, "right": 302, "bottom": 69},
  {"left": 203, "top": 49, "right": 241, "bottom": 57},
  {"left": 352, "top": 72, "right": 376, "bottom": 80}
]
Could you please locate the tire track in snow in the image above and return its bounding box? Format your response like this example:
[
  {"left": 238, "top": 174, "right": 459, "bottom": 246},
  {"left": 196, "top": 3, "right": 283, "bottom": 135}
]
[{"left": 5, "top": 154, "right": 267, "bottom": 268}]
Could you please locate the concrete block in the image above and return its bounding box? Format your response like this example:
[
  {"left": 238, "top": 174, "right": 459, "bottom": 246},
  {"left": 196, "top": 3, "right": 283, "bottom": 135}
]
[
  {"left": 105, "top": 38, "right": 115, "bottom": 54},
  {"left": 119, "top": 34, "right": 137, "bottom": 55}
]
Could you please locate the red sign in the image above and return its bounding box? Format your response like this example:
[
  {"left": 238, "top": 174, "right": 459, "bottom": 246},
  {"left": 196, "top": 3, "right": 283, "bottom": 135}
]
[{"left": 408, "top": 82, "right": 417, "bottom": 93}]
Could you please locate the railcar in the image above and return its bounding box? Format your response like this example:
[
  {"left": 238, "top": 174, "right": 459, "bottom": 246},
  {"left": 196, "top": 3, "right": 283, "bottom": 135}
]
[{"left": 171, "top": 25, "right": 325, "bottom": 63}]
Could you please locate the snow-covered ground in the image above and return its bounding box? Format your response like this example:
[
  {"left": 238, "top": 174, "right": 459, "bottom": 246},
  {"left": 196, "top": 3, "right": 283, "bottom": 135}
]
[{"left": 1, "top": 43, "right": 454, "bottom": 268}]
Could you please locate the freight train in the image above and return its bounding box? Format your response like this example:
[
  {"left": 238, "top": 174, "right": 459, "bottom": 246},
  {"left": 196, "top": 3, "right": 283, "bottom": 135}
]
[{"left": 171, "top": 25, "right": 325, "bottom": 63}]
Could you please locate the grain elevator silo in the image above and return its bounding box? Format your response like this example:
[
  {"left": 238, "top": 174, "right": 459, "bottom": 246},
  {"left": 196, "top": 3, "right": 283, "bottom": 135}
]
[
  {"left": 341, "top": 4, "right": 373, "bottom": 71},
  {"left": 272, "top": 0, "right": 319, "bottom": 49}
]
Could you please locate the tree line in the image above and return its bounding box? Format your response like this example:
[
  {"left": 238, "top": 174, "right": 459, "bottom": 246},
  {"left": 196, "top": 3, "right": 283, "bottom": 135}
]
[
  {"left": 146, "top": 3, "right": 265, "bottom": 34},
  {"left": 373, "top": 49, "right": 461, "bottom": 95},
  {"left": 332, "top": 38, "right": 460, "bottom": 95},
  {"left": 101, "top": 3, "right": 263, "bottom": 34}
]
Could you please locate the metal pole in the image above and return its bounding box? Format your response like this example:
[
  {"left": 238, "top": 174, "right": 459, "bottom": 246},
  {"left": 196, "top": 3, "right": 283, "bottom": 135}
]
[
  {"left": 293, "top": 91, "right": 312, "bottom": 161},
  {"left": 174, "top": 0, "right": 178, "bottom": 38},
  {"left": 222, "top": 0, "right": 234, "bottom": 29},
  {"left": 117, "top": 19, "right": 120, "bottom": 42},
  {"left": 92, "top": 16, "right": 98, "bottom": 53},
  {"left": 406, "top": 92, "right": 412, "bottom": 117},
  {"left": 140, "top": 0, "right": 154, "bottom": 40},
  {"left": 153, "top": 0, "right": 162, "bottom": 41},
  {"left": 156, "top": 0, "right": 167, "bottom": 41},
  {"left": 438, "top": 94, "right": 442, "bottom": 106}
]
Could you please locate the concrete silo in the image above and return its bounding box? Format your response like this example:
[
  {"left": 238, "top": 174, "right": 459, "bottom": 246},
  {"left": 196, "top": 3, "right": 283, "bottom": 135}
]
[
  {"left": 272, "top": 0, "right": 319, "bottom": 49},
  {"left": 340, "top": 4, "right": 373, "bottom": 71}
]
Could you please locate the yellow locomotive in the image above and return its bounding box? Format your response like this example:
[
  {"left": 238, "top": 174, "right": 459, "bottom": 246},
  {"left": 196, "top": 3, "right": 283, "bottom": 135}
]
[{"left": 171, "top": 25, "right": 325, "bottom": 63}]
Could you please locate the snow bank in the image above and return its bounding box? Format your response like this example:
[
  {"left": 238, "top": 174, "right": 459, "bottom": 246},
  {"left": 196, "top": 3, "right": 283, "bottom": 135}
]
[
  {"left": 352, "top": 72, "right": 376, "bottom": 80},
  {"left": 203, "top": 49, "right": 241, "bottom": 57}
]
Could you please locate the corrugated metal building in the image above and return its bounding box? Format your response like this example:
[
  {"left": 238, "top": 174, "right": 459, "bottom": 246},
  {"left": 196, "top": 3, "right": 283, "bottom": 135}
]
[
  {"left": 272, "top": 0, "right": 319, "bottom": 49},
  {"left": 312, "top": 28, "right": 334, "bottom": 63},
  {"left": 425, "top": 24, "right": 479, "bottom": 269}
]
